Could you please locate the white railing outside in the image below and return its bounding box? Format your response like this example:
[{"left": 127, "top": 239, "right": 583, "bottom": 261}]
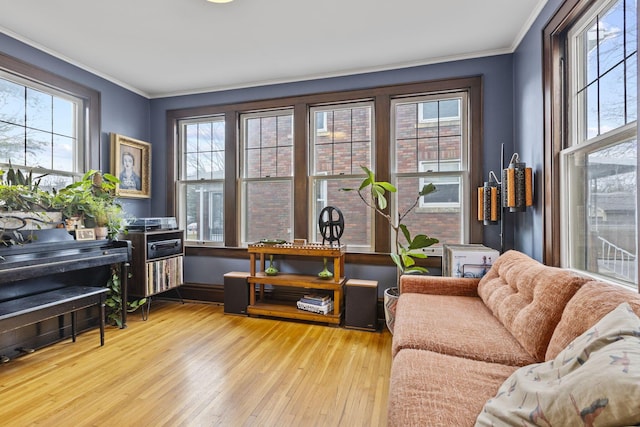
[{"left": 598, "top": 236, "right": 637, "bottom": 282}]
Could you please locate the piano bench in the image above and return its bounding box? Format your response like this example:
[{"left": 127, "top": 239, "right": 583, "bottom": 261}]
[{"left": 0, "top": 286, "right": 110, "bottom": 356}]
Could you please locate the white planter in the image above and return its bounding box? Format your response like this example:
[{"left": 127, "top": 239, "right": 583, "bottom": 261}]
[
  {"left": 94, "top": 226, "right": 109, "bottom": 240},
  {"left": 383, "top": 287, "right": 399, "bottom": 334}
]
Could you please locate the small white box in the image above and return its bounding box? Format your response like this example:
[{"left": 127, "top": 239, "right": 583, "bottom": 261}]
[{"left": 443, "top": 244, "right": 500, "bottom": 278}]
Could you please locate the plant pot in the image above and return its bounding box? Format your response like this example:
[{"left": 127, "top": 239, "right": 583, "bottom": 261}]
[
  {"left": 94, "top": 226, "right": 108, "bottom": 240},
  {"left": 383, "top": 287, "right": 399, "bottom": 334}
]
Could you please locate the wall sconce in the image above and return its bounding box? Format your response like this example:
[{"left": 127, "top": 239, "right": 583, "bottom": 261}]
[
  {"left": 477, "top": 171, "right": 501, "bottom": 225},
  {"left": 477, "top": 146, "right": 534, "bottom": 253},
  {"left": 502, "top": 153, "right": 533, "bottom": 212}
]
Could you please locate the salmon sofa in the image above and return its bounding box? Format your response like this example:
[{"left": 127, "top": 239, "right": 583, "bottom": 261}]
[{"left": 388, "top": 250, "right": 640, "bottom": 426}]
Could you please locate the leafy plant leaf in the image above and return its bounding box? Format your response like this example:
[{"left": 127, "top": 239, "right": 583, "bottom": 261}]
[
  {"left": 372, "top": 184, "right": 387, "bottom": 209},
  {"left": 404, "top": 265, "right": 429, "bottom": 274},
  {"left": 390, "top": 253, "right": 403, "bottom": 271},
  {"left": 408, "top": 234, "right": 439, "bottom": 250},
  {"left": 407, "top": 251, "right": 427, "bottom": 259},
  {"left": 419, "top": 183, "right": 437, "bottom": 197},
  {"left": 378, "top": 181, "right": 397, "bottom": 193},
  {"left": 399, "top": 224, "right": 411, "bottom": 243}
]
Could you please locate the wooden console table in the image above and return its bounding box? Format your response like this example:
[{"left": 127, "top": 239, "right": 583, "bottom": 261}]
[{"left": 247, "top": 243, "right": 346, "bottom": 325}]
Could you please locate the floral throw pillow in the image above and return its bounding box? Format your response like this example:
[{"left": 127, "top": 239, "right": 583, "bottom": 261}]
[{"left": 476, "top": 302, "right": 640, "bottom": 426}]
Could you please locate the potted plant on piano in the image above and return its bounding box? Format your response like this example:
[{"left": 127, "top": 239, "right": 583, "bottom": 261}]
[
  {"left": 341, "top": 166, "right": 439, "bottom": 333},
  {"left": 53, "top": 170, "right": 125, "bottom": 240},
  {"left": 86, "top": 198, "right": 125, "bottom": 240},
  {"left": 52, "top": 171, "right": 143, "bottom": 325},
  {"left": 0, "top": 164, "right": 61, "bottom": 244}
]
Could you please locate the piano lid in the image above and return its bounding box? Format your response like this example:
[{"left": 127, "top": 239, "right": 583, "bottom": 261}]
[{"left": 0, "top": 229, "right": 131, "bottom": 284}]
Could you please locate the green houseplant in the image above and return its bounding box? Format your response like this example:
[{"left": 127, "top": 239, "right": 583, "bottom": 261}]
[
  {"left": 1, "top": 166, "right": 143, "bottom": 324},
  {"left": 0, "top": 165, "right": 52, "bottom": 212},
  {"left": 105, "top": 265, "right": 146, "bottom": 328},
  {"left": 0, "top": 165, "right": 60, "bottom": 244},
  {"left": 52, "top": 170, "right": 125, "bottom": 239},
  {"left": 342, "top": 166, "right": 439, "bottom": 332}
]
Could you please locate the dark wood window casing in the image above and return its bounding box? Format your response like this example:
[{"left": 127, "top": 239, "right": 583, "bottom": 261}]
[{"left": 167, "top": 76, "right": 484, "bottom": 258}]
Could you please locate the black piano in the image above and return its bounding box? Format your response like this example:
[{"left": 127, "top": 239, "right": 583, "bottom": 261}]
[{"left": 0, "top": 228, "right": 130, "bottom": 361}]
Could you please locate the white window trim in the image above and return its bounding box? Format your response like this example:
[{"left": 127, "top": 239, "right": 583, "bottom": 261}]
[
  {"left": 0, "top": 70, "right": 85, "bottom": 180},
  {"left": 177, "top": 116, "right": 226, "bottom": 246},
  {"left": 309, "top": 102, "right": 375, "bottom": 251},
  {"left": 561, "top": 0, "right": 637, "bottom": 287},
  {"left": 417, "top": 99, "right": 461, "bottom": 124},
  {"left": 315, "top": 111, "right": 328, "bottom": 134},
  {"left": 239, "top": 109, "right": 294, "bottom": 246},
  {"left": 418, "top": 160, "right": 462, "bottom": 208},
  {"left": 391, "top": 92, "right": 470, "bottom": 246},
  {"left": 560, "top": 123, "right": 637, "bottom": 282}
]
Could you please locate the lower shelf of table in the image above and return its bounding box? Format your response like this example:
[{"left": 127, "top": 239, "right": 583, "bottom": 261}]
[{"left": 247, "top": 300, "right": 342, "bottom": 325}]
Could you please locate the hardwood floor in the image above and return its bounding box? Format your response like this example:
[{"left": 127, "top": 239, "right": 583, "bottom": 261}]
[{"left": 0, "top": 301, "right": 392, "bottom": 426}]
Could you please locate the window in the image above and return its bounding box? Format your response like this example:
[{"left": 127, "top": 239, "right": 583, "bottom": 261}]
[
  {"left": 310, "top": 102, "right": 373, "bottom": 249},
  {"left": 0, "top": 70, "right": 84, "bottom": 189},
  {"left": 315, "top": 111, "right": 328, "bottom": 133},
  {"left": 168, "top": 77, "right": 483, "bottom": 253},
  {"left": 418, "top": 160, "right": 461, "bottom": 207},
  {"left": 546, "top": 0, "right": 637, "bottom": 287},
  {"left": 240, "top": 109, "right": 294, "bottom": 244},
  {"left": 418, "top": 98, "right": 460, "bottom": 123},
  {"left": 392, "top": 94, "right": 468, "bottom": 247},
  {"left": 564, "top": 0, "right": 637, "bottom": 286},
  {"left": 177, "top": 117, "right": 226, "bottom": 244}
]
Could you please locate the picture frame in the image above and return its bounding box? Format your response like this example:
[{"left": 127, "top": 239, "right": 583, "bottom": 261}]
[
  {"left": 75, "top": 228, "right": 96, "bottom": 241},
  {"left": 110, "top": 133, "right": 151, "bottom": 198}
]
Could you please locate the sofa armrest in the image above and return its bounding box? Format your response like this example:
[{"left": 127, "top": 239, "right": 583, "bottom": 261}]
[{"left": 399, "top": 274, "right": 480, "bottom": 297}]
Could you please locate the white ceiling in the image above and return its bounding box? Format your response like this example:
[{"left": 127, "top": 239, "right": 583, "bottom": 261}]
[{"left": 0, "top": 0, "right": 548, "bottom": 99}]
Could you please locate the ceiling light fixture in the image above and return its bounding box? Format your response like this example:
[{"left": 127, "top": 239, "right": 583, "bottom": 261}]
[{"left": 207, "top": 0, "right": 234, "bottom": 3}]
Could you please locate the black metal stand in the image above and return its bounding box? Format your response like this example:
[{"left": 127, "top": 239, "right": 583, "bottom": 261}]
[
  {"left": 500, "top": 143, "right": 505, "bottom": 254},
  {"left": 140, "top": 287, "right": 184, "bottom": 321}
]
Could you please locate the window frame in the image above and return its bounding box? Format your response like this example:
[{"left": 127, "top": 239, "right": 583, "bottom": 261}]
[
  {"left": 0, "top": 52, "right": 100, "bottom": 174},
  {"left": 543, "top": 0, "right": 638, "bottom": 289},
  {"left": 238, "top": 108, "right": 295, "bottom": 246},
  {"left": 418, "top": 160, "right": 463, "bottom": 209},
  {"left": 166, "top": 76, "right": 484, "bottom": 255},
  {"left": 417, "top": 98, "right": 461, "bottom": 124},
  {"left": 176, "top": 115, "right": 226, "bottom": 245},
  {"left": 309, "top": 101, "right": 375, "bottom": 251},
  {"left": 391, "top": 91, "right": 471, "bottom": 249}
]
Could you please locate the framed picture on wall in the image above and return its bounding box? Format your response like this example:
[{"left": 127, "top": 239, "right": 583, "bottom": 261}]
[{"left": 110, "top": 133, "right": 151, "bottom": 198}]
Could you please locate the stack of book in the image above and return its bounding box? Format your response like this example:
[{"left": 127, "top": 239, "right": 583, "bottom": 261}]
[{"left": 296, "top": 294, "right": 333, "bottom": 315}]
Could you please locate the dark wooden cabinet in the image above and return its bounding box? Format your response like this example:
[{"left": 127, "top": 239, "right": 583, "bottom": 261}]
[{"left": 126, "top": 230, "right": 184, "bottom": 298}]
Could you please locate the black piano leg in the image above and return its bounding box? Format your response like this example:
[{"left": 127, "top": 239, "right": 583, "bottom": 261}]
[
  {"left": 71, "top": 311, "right": 76, "bottom": 342},
  {"left": 99, "top": 302, "right": 105, "bottom": 346}
]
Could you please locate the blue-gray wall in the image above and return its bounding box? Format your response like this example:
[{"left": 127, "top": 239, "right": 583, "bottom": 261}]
[
  {"left": 512, "top": 0, "right": 565, "bottom": 262},
  {"left": 0, "top": 33, "right": 152, "bottom": 219},
  {"left": 151, "top": 56, "right": 515, "bottom": 290},
  {"left": 150, "top": 55, "right": 515, "bottom": 252}
]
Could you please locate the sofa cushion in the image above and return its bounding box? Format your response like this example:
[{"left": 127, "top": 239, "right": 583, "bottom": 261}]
[
  {"left": 392, "top": 293, "right": 536, "bottom": 366},
  {"left": 477, "top": 250, "right": 587, "bottom": 361},
  {"left": 400, "top": 274, "right": 480, "bottom": 297},
  {"left": 388, "top": 349, "right": 517, "bottom": 427},
  {"left": 476, "top": 302, "right": 640, "bottom": 427},
  {"left": 546, "top": 280, "right": 640, "bottom": 360}
]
